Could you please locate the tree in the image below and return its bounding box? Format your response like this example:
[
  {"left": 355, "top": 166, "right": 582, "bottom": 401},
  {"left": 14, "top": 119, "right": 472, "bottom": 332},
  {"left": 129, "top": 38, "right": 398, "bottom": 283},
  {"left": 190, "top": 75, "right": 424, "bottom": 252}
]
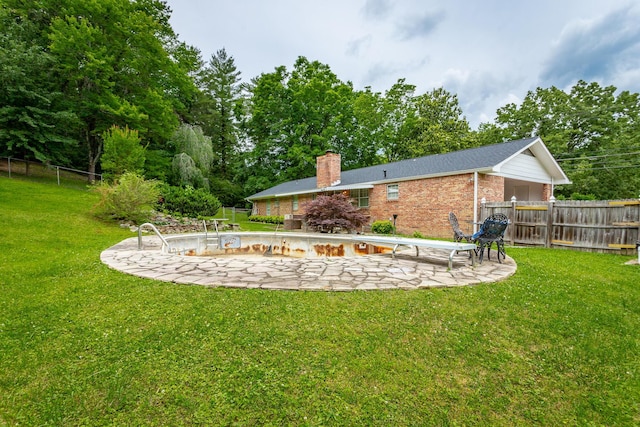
[
  {"left": 100, "top": 125, "right": 145, "bottom": 181},
  {"left": 377, "top": 79, "right": 417, "bottom": 162},
  {"left": 2, "top": 0, "right": 198, "bottom": 179},
  {"left": 194, "top": 48, "right": 243, "bottom": 180},
  {"left": 0, "top": 7, "right": 76, "bottom": 163},
  {"left": 241, "top": 66, "right": 291, "bottom": 195},
  {"left": 350, "top": 87, "right": 386, "bottom": 167},
  {"left": 303, "top": 193, "right": 368, "bottom": 233},
  {"left": 191, "top": 48, "right": 248, "bottom": 205},
  {"left": 486, "top": 80, "right": 640, "bottom": 199},
  {"left": 243, "top": 57, "right": 357, "bottom": 194},
  {"left": 405, "top": 87, "right": 472, "bottom": 156},
  {"left": 170, "top": 124, "right": 213, "bottom": 189}
]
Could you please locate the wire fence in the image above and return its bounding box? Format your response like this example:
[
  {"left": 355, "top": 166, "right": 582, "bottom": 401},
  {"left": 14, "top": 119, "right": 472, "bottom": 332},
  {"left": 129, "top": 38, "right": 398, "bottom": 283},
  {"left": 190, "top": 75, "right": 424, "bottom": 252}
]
[
  {"left": 219, "top": 206, "right": 251, "bottom": 223},
  {"left": 0, "top": 157, "right": 102, "bottom": 186}
]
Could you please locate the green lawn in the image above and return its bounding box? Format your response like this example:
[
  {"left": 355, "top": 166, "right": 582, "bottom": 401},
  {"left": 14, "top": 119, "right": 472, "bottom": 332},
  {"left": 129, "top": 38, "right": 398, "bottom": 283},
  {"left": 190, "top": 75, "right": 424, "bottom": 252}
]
[{"left": 1, "top": 177, "right": 639, "bottom": 426}]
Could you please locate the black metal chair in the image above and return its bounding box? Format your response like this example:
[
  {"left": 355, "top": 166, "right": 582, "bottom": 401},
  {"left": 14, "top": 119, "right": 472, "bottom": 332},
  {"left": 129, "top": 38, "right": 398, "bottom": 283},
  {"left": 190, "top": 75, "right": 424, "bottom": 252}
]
[
  {"left": 472, "top": 213, "right": 509, "bottom": 263},
  {"left": 448, "top": 212, "right": 473, "bottom": 243}
]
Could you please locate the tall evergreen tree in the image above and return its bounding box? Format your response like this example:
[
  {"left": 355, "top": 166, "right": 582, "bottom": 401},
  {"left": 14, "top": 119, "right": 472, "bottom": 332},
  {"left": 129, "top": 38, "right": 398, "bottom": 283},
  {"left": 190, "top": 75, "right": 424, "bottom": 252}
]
[{"left": 194, "top": 48, "right": 242, "bottom": 180}]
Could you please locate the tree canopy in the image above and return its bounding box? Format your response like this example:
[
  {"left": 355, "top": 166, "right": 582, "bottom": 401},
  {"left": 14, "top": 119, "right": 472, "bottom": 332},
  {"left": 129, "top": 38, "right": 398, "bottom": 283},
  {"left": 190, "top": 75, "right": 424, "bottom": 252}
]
[
  {"left": 484, "top": 81, "right": 640, "bottom": 199},
  {"left": 0, "top": 0, "right": 197, "bottom": 178},
  {"left": 1, "top": 1, "right": 638, "bottom": 202}
]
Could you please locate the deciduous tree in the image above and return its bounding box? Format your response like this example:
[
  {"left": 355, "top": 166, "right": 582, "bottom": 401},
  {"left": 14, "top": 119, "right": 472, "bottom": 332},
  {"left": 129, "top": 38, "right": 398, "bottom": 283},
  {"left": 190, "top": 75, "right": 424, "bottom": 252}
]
[
  {"left": 243, "top": 57, "right": 357, "bottom": 193},
  {"left": 170, "top": 124, "right": 212, "bottom": 189},
  {"left": 304, "top": 193, "right": 368, "bottom": 233},
  {"left": 487, "top": 80, "right": 640, "bottom": 199},
  {"left": 0, "top": 7, "right": 76, "bottom": 163}
]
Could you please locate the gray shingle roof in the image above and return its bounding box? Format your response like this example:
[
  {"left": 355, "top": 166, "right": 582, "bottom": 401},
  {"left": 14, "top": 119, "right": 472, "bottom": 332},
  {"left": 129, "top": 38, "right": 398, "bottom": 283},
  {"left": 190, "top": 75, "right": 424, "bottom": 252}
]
[{"left": 248, "top": 137, "right": 539, "bottom": 200}]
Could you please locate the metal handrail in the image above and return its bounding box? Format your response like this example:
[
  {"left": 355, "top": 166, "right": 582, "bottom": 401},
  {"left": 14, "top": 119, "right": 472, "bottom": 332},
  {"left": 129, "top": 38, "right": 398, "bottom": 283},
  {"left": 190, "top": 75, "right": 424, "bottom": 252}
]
[
  {"left": 202, "top": 219, "right": 221, "bottom": 249},
  {"left": 138, "top": 223, "right": 169, "bottom": 250}
]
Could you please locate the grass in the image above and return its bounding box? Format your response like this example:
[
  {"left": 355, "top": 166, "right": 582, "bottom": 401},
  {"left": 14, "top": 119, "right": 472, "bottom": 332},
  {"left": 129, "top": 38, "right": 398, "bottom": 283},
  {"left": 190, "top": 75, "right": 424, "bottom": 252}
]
[
  {"left": 212, "top": 209, "right": 279, "bottom": 232},
  {"left": 1, "top": 176, "right": 639, "bottom": 426}
]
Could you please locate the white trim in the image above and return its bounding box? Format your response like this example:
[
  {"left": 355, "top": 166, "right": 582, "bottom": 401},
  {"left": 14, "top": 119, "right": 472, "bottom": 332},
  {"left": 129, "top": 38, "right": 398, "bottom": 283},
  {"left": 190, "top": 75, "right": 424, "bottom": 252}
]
[
  {"left": 473, "top": 171, "right": 478, "bottom": 233},
  {"left": 250, "top": 183, "right": 374, "bottom": 200}
]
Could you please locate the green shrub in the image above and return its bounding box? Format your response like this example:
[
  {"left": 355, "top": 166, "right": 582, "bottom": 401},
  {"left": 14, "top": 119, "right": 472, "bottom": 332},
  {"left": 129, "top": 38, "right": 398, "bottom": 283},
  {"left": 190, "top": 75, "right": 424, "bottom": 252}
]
[
  {"left": 159, "top": 185, "right": 221, "bottom": 218},
  {"left": 412, "top": 231, "right": 425, "bottom": 239},
  {"left": 248, "top": 215, "right": 284, "bottom": 224},
  {"left": 92, "top": 172, "right": 159, "bottom": 224},
  {"left": 100, "top": 125, "right": 145, "bottom": 182},
  {"left": 570, "top": 192, "right": 597, "bottom": 200},
  {"left": 371, "top": 220, "right": 394, "bottom": 234}
]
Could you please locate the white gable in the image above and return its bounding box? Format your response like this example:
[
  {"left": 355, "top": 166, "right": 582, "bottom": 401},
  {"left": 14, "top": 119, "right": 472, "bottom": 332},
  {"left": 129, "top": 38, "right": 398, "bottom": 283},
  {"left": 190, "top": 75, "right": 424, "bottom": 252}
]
[
  {"left": 498, "top": 151, "right": 553, "bottom": 184},
  {"left": 492, "top": 138, "right": 571, "bottom": 185}
]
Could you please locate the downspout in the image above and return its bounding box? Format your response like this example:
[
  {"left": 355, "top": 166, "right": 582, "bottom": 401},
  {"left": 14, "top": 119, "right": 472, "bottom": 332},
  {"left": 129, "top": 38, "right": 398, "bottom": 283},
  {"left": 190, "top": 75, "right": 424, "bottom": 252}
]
[{"left": 473, "top": 171, "right": 479, "bottom": 234}]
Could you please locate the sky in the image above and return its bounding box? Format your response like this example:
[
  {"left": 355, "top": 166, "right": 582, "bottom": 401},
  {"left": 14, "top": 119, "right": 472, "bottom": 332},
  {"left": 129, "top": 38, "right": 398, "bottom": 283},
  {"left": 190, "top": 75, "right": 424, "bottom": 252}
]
[{"left": 165, "top": 0, "right": 640, "bottom": 129}]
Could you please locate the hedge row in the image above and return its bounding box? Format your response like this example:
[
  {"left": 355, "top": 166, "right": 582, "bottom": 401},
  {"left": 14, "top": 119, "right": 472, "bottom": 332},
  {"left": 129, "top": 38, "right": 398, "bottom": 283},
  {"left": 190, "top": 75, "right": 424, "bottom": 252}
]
[{"left": 248, "top": 215, "right": 284, "bottom": 224}]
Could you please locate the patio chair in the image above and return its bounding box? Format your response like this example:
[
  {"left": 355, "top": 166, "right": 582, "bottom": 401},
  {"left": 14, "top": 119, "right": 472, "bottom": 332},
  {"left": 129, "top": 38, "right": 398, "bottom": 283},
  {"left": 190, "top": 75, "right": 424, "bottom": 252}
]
[
  {"left": 448, "top": 212, "right": 473, "bottom": 243},
  {"left": 472, "top": 213, "right": 509, "bottom": 263}
]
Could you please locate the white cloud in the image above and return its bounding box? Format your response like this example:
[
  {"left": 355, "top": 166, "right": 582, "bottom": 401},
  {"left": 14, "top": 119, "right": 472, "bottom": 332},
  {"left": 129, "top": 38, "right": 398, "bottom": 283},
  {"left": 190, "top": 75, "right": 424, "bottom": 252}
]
[
  {"left": 394, "top": 10, "right": 445, "bottom": 41},
  {"left": 362, "top": 0, "right": 393, "bottom": 21},
  {"left": 165, "top": 0, "right": 639, "bottom": 129},
  {"left": 540, "top": 4, "right": 640, "bottom": 89}
]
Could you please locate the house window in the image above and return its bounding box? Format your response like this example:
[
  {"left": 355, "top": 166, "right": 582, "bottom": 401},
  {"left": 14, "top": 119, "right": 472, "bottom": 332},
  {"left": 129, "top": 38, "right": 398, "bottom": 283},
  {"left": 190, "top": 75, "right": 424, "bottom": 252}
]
[
  {"left": 350, "top": 189, "right": 369, "bottom": 208},
  {"left": 266, "top": 200, "right": 271, "bottom": 215},
  {"left": 293, "top": 195, "right": 299, "bottom": 211},
  {"left": 387, "top": 184, "right": 399, "bottom": 200}
]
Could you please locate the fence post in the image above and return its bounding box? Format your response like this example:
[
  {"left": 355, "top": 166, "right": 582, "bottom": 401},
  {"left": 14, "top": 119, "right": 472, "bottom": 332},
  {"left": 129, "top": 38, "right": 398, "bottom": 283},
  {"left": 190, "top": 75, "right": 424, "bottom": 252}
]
[
  {"left": 56, "top": 166, "right": 60, "bottom": 186},
  {"left": 546, "top": 196, "right": 555, "bottom": 248},
  {"left": 7, "top": 157, "right": 11, "bottom": 178},
  {"left": 510, "top": 196, "right": 517, "bottom": 246}
]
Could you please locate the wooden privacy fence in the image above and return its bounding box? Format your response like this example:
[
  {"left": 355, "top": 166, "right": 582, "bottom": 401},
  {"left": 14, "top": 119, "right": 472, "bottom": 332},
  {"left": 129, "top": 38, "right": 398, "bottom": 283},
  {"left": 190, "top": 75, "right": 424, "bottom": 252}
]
[{"left": 482, "top": 199, "right": 640, "bottom": 255}]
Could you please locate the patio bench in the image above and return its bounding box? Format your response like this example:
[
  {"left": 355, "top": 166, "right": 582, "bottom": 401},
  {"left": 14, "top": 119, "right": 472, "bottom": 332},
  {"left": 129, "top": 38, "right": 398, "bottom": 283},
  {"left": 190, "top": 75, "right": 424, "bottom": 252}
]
[{"left": 357, "top": 236, "right": 477, "bottom": 269}]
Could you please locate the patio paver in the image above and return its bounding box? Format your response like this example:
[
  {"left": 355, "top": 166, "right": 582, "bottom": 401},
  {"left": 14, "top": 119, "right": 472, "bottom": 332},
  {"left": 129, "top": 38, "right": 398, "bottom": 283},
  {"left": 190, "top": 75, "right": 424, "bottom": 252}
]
[{"left": 100, "top": 235, "right": 517, "bottom": 291}]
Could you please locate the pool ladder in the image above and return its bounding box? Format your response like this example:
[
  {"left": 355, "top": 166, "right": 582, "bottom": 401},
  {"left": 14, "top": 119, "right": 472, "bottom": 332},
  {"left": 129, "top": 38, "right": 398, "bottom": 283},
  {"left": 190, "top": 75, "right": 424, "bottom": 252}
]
[
  {"left": 138, "top": 221, "right": 221, "bottom": 253},
  {"left": 202, "top": 219, "right": 221, "bottom": 249}
]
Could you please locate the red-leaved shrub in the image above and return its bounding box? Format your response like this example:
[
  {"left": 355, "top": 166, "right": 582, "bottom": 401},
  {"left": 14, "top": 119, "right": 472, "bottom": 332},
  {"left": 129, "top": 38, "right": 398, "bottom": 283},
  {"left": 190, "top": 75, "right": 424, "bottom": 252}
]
[{"left": 303, "top": 193, "right": 368, "bottom": 233}]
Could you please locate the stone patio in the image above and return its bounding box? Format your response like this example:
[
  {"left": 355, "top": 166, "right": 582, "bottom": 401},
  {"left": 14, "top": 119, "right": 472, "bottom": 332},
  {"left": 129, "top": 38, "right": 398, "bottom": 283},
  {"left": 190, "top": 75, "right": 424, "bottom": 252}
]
[{"left": 100, "top": 235, "right": 518, "bottom": 291}]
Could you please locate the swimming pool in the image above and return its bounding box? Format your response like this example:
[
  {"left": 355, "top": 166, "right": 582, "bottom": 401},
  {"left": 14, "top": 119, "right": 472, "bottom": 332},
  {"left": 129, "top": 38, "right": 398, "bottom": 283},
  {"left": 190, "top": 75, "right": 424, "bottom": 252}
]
[{"left": 161, "top": 232, "right": 394, "bottom": 258}]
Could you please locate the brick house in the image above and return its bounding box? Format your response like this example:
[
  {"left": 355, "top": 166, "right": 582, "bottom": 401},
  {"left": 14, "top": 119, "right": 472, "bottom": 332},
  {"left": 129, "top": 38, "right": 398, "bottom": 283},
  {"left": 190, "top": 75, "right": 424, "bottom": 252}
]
[{"left": 246, "top": 137, "right": 570, "bottom": 238}]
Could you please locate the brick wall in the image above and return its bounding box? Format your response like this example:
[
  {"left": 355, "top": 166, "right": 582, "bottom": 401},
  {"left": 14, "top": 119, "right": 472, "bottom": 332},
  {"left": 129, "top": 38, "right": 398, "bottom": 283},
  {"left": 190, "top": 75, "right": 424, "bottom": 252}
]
[
  {"left": 478, "top": 174, "right": 505, "bottom": 203},
  {"left": 316, "top": 151, "right": 341, "bottom": 188},
  {"left": 252, "top": 194, "right": 313, "bottom": 217},
  {"left": 252, "top": 173, "right": 506, "bottom": 238},
  {"left": 367, "top": 173, "right": 505, "bottom": 238}
]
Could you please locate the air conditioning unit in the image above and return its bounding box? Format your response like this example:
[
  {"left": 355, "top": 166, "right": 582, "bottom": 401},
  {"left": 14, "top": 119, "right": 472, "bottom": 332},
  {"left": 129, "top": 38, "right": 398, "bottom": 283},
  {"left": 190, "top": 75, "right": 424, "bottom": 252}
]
[{"left": 284, "top": 214, "right": 293, "bottom": 220}]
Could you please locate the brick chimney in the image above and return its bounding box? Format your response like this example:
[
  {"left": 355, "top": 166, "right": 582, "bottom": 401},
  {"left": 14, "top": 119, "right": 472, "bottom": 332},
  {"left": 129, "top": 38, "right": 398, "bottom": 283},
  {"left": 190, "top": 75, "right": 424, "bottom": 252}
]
[{"left": 316, "top": 151, "right": 341, "bottom": 188}]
